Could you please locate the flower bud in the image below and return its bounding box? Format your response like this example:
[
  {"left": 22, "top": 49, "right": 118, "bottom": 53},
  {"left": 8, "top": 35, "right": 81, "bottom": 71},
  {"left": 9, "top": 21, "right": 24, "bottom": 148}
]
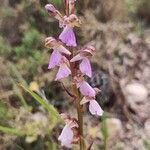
[
  {"left": 45, "top": 4, "right": 63, "bottom": 21},
  {"left": 45, "top": 4, "right": 57, "bottom": 16},
  {"left": 45, "top": 37, "right": 58, "bottom": 48}
]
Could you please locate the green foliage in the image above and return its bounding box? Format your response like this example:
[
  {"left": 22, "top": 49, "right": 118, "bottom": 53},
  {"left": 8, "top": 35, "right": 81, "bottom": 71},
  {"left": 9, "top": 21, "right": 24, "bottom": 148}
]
[
  {"left": 14, "top": 29, "right": 41, "bottom": 58},
  {"left": 50, "top": 0, "right": 62, "bottom": 6},
  {"left": 0, "top": 36, "right": 12, "bottom": 57},
  {"left": 0, "top": 125, "right": 25, "bottom": 136},
  {"left": 0, "top": 6, "right": 15, "bottom": 17},
  {"left": 0, "top": 101, "right": 13, "bottom": 125},
  {"left": 124, "top": 0, "right": 150, "bottom": 15},
  {"left": 144, "top": 140, "right": 150, "bottom": 150},
  {"left": 124, "top": 0, "right": 142, "bottom": 14},
  {"left": 20, "top": 84, "right": 61, "bottom": 121},
  {"left": 101, "top": 114, "right": 108, "bottom": 150}
]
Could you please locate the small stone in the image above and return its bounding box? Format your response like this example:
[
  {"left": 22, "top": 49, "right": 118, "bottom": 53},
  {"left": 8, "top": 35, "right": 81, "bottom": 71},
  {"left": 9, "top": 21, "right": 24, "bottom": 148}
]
[
  {"left": 144, "top": 119, "right": 150, "bottom": 138},
  {"left": 124, "top": 82, "right": 148, "bottom": 104},
  {"left": 106, "top": 118, "right": 123, "bottom": 141}
]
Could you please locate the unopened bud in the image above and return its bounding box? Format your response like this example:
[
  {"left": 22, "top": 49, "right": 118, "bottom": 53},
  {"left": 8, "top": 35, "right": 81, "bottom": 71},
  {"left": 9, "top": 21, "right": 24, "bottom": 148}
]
[{"left": 45, "top": 4, "right": 57, "bottom": 16}]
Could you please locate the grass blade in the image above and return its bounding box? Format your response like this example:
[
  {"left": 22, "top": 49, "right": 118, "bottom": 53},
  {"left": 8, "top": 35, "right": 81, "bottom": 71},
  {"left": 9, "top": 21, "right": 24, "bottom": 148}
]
[{"left": 20, "top": 84, "right": 60, "bottom": 119}]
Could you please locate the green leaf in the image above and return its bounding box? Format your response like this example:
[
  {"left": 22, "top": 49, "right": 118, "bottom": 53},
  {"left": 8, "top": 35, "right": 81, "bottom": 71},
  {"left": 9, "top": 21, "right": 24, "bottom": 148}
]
[
  {"left": 0, "top": 125, "right": 25, "bottom": 136},
  {"left": 20, "top": 84, "right": 60, "bottom": 120},
  {"left": 101, "top": 113, "right": 108, "bottom": 150}
]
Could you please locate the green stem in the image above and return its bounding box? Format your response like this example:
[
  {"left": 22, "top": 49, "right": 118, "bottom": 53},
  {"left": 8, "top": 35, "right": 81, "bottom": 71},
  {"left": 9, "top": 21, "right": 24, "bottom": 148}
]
[
  {"left": 72, "top": 84, "right": 84, "bottom": 150},
  {"left": 70, "top": 56, "right": 85, "bottom": 150},
  {"left": 0, "top": 126, "right": 25, "bottom": 136}
]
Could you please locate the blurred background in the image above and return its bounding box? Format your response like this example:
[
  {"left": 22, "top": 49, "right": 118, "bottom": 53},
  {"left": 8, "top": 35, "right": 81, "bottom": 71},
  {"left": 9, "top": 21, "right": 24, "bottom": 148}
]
[{"left": 0, "top": 0, "right": 150, "bottom": 149}]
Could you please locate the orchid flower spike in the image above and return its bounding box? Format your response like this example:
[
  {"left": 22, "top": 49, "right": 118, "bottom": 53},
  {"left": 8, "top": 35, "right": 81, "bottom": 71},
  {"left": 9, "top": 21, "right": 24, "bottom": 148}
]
[
  {"left": 55, "top": 56, "right": 71, "bottom": 80},
  {"left": 58, "top": 113, "right": 79, "bottom": 148},
  {"left": 70, "top": 45, "right": 96, "bottom": 77},
  {"left": 45, "top": 37, "right": 71, "bottom": 69},
  {"left": 59, "top": 14, "right": 81, "bottom": 47},
  {"left": 45, "top": 4, "right": 63, "bottom": 22}
]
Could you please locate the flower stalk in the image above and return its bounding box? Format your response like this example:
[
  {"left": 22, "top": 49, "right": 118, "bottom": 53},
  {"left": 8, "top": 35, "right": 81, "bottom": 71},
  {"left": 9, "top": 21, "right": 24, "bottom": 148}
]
[{"left": 45, "top": 0, "right": 103, "bottom": 149}]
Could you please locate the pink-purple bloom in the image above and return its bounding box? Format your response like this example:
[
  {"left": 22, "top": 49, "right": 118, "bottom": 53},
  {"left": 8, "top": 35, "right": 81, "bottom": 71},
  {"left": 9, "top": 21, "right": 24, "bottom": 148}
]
[
  {"left": 58, "top": 114, "right": 79, "bottom": 148},
  {"left": 58, "top": 124, "right": 73, "bottom": 148},
  {"left": 89, "top": 100, "right": 103, "bottom": 116},
  {"left": 79, "top": 58, "right": 92, "bottom": 77},
  {"left": 79, "top": 81, "right": 96, "bottom": 97},
  {"left": 45, "top": 37, "right": 71, "bottom": 69},
  {"left": 59, "top": 26, "right": 77, "bottom": 47},
  {"left": 59, "top": 14, "right": 80, "bottom": 47},
  {"left": 48, "top": 50, "right": 62, "bottom": 69},
  {"left": 70, "top": 45, "right": 95, "bottom": 77},
  {"left": 55, "top": 56, "right": 71, "bottom": 80},
  {"left": 80, "top": 96, "right": 103, "bottom": 116}
]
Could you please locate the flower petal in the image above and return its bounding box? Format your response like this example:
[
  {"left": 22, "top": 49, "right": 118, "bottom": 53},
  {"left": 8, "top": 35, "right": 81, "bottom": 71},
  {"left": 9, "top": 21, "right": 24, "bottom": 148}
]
[
  {"left": 48, "top": 50, "right": 62, "bottom": 69},
  {"left": 79, "top": 81, "right": 95, "bottom": 97},
  {"left": 80, "top": 96, "right": 90, "bottom": 105},
  {"left": 59, "top": 26, "right": 77, "bottom": 47},
  {"left": 55, "top": 64, "right": 71, "bottom": 80},
  {"left": 89, "top": 100, "right": 103, "bottom": 116},
  {"left": 79, "top": 58, "right": 92, "bottom": 77},
  {"left": 70, "top": 54, "right": 83, "bottom": 62},
  {"left": 57, "top": 45, "right": 71, "bottom": 55},
  {"left": 58, "top": 124, "right": 73, "bottom": 148}
]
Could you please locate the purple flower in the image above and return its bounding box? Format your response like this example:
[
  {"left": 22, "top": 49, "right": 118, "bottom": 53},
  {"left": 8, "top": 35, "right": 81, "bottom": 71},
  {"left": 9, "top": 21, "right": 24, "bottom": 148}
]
[
  {"left": 79, "top": 81, "right": 96, "bottom": 97},
  {"left": 70, "top": 45, "right": 95, "bottom": 77},
  {"left": 48, "top": 50, "right": 62, "bottom": 69},
  {"left": 59, "top": 26, "right": 77, "bottom": 47},
  {"left": 58, "top": 113, "right": 79, "bottom": 148},
  {"left": 45, "top": 37, "right": 71, "bottom": 69},
  {"left": 89, "top": 100, "right": 103, "bottom": 116},
  {"left": 58, "top": 124, "right": 73, "bottom": 148},
  {"left": 79, "top": 58, "right": 92, "bottom": 77},
  {"left": 55, "top": 56, "right": 71, "bottom": 80},
  {"left": 80, "top": 96, "right": 103, "bottom": 116},
  {"left": 55, "top": 63, "right": 71, "bottom": 80}
]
